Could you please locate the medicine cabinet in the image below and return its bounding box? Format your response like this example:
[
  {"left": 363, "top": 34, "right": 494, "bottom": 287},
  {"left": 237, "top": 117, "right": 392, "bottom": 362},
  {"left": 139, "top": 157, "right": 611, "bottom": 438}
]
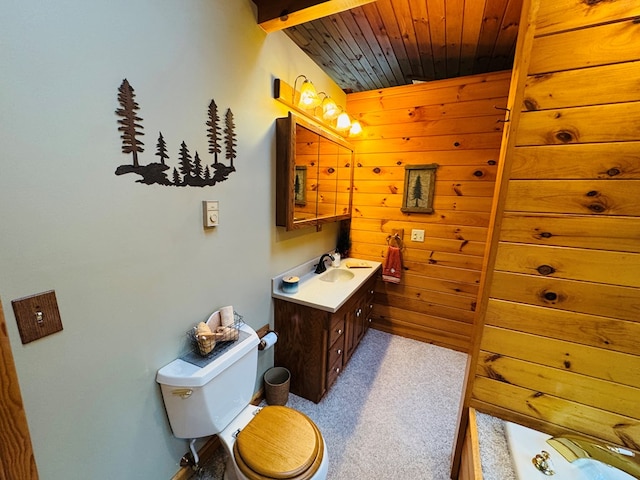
[{"left": 276, "top": 112, "right": 354, "bottom": 231}]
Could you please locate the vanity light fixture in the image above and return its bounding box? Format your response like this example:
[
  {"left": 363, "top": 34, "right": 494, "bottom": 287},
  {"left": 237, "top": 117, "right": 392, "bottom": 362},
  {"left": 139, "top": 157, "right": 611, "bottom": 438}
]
[
  {"left": 349, "top": 120, "right": 363, "bottom": 136},
  {"left": 336, "top": 109, "right": 351, "bottom": 130},
  {"left": 318, "top": 93, "right": 339, "bottom": 121},
  {"left": 274, "top": 77, "right": 364, "bottom": 138},
  {"left": 294, "top": 75, "right": 320, "bottom": 109}
]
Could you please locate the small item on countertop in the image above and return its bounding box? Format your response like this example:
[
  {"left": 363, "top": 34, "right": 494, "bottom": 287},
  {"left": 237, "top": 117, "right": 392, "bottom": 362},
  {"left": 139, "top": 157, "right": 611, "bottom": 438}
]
[
  {"left": 281, "top": 275, "right": 299, "bottom": 294},
  {"left": 332, "top": 252, "right": 341, "bottom": 267},
  {"left": 345, "top": 259, "right": 372, "bottom": 268}
]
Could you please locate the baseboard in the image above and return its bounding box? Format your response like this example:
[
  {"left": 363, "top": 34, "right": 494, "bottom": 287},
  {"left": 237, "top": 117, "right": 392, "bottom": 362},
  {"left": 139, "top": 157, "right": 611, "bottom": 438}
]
[{"left": 171, "top": 436, "right": 221, "bottom": 480}]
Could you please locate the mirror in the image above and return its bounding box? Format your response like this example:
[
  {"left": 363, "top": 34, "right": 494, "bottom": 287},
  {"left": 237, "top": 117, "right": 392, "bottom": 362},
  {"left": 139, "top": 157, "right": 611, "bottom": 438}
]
[{"left": 276, "top": 113, "right": 353, "bottom": 231}]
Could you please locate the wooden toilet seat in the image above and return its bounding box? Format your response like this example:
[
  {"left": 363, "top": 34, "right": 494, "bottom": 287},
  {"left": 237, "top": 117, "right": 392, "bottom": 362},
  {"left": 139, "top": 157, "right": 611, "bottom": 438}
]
[{"left": 233, "top": 406, "right": 324, "bottom": 480}]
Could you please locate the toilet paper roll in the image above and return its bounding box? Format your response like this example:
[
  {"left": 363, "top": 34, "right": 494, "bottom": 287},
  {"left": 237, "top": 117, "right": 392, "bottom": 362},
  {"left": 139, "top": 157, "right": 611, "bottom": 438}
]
[
  {"left": 260, "top": 332, "right": 278, "bottom": 350},
  {"left": 220, "top": 305, "right": 234, "bottom": 326}
]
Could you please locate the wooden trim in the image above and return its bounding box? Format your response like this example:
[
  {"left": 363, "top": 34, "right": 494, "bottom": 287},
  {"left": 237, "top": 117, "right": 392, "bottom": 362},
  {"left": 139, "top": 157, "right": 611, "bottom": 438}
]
[
  {"left": 253, "top": 0, "right": 378, "bottom": 33},
  {"left": 0, "top": 298, "right": 39, "bottom": 479},
  {"left": 458, "top": 408, "right": 482, "bottom": 480}
]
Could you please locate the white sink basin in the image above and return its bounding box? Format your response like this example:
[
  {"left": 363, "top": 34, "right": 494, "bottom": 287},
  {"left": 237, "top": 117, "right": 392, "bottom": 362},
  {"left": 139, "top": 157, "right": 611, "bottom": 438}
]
[
  {"left": 319, "top": 269, "right": 355, "bottom": 283},
  {"left": 272, "top": 257, "right": 382, "bottom": 313}
]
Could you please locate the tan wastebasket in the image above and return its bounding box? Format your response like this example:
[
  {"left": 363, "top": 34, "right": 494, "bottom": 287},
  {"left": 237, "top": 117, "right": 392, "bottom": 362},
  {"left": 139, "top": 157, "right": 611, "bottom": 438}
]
[{"left": 264, "top": 367, "right": 290, "bottom": 406}]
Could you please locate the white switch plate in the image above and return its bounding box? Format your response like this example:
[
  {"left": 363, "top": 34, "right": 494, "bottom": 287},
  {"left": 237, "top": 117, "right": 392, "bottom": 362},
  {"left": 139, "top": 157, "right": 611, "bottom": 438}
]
[
  {"left": 203, "top": 201, "right": 219, "bottom": 228},
  {"left": 411, "top": 229, "right": 425, "bottom": 242}
]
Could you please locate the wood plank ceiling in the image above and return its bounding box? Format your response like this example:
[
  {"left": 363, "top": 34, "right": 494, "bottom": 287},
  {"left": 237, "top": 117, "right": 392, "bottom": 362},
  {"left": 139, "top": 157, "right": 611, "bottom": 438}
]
[{"left": 253, "top": 0, "right": 524, "bottom": 93}]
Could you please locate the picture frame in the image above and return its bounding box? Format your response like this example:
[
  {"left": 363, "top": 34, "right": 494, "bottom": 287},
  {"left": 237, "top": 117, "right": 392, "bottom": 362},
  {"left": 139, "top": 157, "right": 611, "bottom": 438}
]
[
  {"left": 401, "top": 163, "right": 438, "bottom": 213},
  {"left": 294, "top": 165, "right": 307, "bottom": 206}
]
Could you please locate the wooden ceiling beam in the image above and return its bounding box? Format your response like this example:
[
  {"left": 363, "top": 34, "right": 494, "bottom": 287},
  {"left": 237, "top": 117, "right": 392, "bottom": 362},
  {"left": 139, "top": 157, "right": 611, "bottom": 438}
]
[{"left": 253, "top": 0, "right": 378, "bottom": 33}]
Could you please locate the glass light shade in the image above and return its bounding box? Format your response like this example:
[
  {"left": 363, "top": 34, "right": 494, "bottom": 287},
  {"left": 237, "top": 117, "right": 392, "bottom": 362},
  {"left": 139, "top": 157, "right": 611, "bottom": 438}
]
[
  {"left": 336, "top": 111, "right": 351, "bottom": 130},
  {"left": 349, "top": 120, "right": 362, "bottom": 136},
  {"left": 298, "top": 80, "right": 320, "bottom": 108},
  {"left": 322, "top": 97, "right": 339, "bottom": 120}
]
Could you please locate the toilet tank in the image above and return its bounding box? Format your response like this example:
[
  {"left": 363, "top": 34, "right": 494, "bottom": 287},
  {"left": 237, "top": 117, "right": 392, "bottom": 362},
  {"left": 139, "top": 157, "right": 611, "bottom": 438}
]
[{"left": 156, "top": 323, "right": 260, "bottom": 439}]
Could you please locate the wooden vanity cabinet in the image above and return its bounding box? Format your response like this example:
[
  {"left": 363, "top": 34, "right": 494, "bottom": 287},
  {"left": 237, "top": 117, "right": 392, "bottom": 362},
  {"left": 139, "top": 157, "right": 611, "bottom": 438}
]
[{"left": 273, "top": 274, "right": 378, "bottom": 403}]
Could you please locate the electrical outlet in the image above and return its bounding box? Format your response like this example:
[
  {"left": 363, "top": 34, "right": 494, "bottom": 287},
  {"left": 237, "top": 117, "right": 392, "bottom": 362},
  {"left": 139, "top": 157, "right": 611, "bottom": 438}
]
[{"left": 411, "top": 229, "right": 425, "bottom": 242}]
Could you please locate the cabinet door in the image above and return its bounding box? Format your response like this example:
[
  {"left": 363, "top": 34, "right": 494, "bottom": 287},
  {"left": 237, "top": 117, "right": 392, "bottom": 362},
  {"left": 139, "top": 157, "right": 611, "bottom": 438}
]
[
  {"left": 293, "top": 123, "right": 319, "bottom": 225},
  {"left": 316, "top": 133, "right": 338, "bottom": 222},
  {"left": 273, "top": 300, "right": 328, "bottom": 403},
  {"left": 336, "top": 142, "right": 353, "bottom": 219}
]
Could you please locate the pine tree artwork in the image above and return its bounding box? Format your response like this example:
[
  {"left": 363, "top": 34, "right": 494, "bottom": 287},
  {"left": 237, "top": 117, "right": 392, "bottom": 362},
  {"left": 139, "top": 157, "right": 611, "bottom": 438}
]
[
  {"left": 114, "top": 78, "right": 238, "bottom": 187},
  {"left": 401, "top": 164, "right": 438, "bottom": 214}
]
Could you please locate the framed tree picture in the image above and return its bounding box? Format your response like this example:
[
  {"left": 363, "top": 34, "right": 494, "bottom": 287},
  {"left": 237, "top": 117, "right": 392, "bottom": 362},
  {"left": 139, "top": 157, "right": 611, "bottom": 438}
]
[
  {"left": 401, "top": 163, "right": 438, "bottom": 213},
  {"left": 294, "top": 166, "right": 307, "bottom": 206}
]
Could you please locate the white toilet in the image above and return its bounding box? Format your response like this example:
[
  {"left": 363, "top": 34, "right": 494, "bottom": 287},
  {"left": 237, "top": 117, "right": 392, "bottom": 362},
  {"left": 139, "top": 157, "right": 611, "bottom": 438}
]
[{"left": 156, "top": 323, "right": 329, "bottom": 480}]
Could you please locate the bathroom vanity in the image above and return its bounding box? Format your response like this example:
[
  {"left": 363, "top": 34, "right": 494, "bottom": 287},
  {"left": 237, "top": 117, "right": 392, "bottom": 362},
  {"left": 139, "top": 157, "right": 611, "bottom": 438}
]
[{"left": 272, "top": 258, "right": 381, "bottom": 403}]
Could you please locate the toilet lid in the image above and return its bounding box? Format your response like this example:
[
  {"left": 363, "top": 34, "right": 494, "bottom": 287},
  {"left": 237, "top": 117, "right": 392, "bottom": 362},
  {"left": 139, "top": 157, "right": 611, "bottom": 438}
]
[{"left": 234, "top": 406, "right": 323, "bottom": 480}]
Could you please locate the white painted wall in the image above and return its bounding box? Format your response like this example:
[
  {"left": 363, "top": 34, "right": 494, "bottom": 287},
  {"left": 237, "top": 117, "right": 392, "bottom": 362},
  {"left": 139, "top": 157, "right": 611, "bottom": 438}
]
[{"left": 0, "top": 1, "right": 344, "bottom": 477}]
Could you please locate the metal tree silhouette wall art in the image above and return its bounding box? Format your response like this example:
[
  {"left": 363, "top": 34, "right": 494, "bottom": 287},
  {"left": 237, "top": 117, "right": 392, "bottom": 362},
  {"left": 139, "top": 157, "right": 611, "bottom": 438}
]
[{"left": 115, "top": 78, "right": 237, "bottom": 187}]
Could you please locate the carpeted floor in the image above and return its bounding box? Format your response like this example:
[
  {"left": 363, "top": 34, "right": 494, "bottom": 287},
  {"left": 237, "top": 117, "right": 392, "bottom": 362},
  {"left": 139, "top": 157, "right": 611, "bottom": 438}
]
[{"left": 193, "top": 328, "right": 468, "bottom": 479}]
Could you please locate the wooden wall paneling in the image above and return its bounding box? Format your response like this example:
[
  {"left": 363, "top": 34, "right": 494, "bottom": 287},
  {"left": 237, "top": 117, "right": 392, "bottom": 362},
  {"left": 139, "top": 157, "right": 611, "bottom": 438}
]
[
  {"left": 348, "top": 70, "right": 510, "bottom": 352},
  {"left": 458, "top": 0, "right": 640, "bottom": 460},
  {"left": 471, "top": 377, "right": 640, "bottom": 448},
  {"left": 476, "top": 351, "right": 640, "bottom": 417},
  {"left": 535, "top": 0, "right": 640, "bottom": 37},
  {"left": 511, "top": 143, "right": 640, "bottom": 179},
  {"left": 489, "top": 271, "right": 640, "bottom": 321},
  {"left": 494, "top": 242, "right": 640, "bottom": 287},
  {"left": 499, "top": 213, "right": 640, "bottom": 253},
  {"left": 346, "top": 71, "right": 512, "bottom": 112},
  {"left": 523, "top": 61, "right": 640, "bottom": 110},
  {"left": 484, "top": 299, "right": 640, "bottom": 356},
  {"left": 516, "top": 102, "right": 640, "bottom": 146},
  {"left": 529, "top": 19, "right": 640, "bottom": 74},
  {"left": 504, "top": 179, "right": 640, "bottom": 215}
]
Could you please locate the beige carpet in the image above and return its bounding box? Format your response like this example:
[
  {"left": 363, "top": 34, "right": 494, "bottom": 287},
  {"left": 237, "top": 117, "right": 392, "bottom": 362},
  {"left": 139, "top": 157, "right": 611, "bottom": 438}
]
[{"left": 195, "top": 328, "right": 468, "bottom": 479}]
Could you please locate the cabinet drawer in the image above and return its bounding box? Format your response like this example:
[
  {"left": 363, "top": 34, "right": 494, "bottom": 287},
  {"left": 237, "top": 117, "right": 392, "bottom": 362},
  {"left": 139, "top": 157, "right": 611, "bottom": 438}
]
[
  {"left": 326, "top": 355, "right": 343, "bottom": 390},
  {"left": 328, "top": 335, "right": 345, "bottom": 368},
  {"left": 329, "top": 318, "right": 345, "bottom": 346}
]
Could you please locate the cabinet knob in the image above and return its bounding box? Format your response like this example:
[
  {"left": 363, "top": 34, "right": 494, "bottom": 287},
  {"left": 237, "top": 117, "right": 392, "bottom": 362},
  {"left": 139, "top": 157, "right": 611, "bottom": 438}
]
[
  {"left": 356, "top": 308, "right": 362, "bottom": 316},
  {"left": 337, "top": 328, "right": 343, "bottom": 335},
  {"left": 335, "top": 367, "right": 340, "bottom": 374},
  {"left": 337, "top": 349, "right": 342, "bottom": 355},
  {"left": 368, "top": 318, "right": 372, "bottom": 323}
]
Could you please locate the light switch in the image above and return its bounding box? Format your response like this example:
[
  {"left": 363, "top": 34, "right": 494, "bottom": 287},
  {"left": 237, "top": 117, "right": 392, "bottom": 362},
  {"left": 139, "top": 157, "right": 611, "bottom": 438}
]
[
  {"left": 203, "top": 201, "right": 219, "bottom": 228},
  {"left": 12, "top": 290, "right": 63, "bottom": 344}
]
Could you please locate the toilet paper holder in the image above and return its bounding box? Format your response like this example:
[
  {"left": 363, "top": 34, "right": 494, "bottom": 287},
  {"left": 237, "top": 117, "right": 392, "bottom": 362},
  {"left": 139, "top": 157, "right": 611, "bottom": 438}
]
[{"left": 258, "top": 330, "right": 278, "bottom": 351}]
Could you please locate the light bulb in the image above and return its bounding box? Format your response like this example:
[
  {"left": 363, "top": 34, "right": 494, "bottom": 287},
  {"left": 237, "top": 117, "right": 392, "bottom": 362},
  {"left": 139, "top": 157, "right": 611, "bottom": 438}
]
[
  {"left": 336, "top": 111, "right": 351, "bottom": 130},
  {"left": 298, "top": 80, "right": 320, "bottom": 108},
  {"left": 322, "top": 97, "right": 339, "bottom": 120},
  {"left": 349, "top": 120, "right": 362, "bottom": 136}
]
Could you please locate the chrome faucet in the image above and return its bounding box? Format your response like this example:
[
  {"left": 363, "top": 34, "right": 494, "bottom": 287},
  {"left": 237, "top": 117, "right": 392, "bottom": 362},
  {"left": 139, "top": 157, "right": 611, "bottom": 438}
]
[
  {"left": 547, "top": 435, "right": 640, "bottom": 479},
  {"left": 314, "top": 253, "right": 335, "bottom": 274}
]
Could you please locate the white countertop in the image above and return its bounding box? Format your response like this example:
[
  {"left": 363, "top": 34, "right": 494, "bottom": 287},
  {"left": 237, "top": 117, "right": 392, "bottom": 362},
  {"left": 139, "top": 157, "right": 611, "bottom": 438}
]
[{"left": 272, "top": 256, "right": 382, "bottom": 313}]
